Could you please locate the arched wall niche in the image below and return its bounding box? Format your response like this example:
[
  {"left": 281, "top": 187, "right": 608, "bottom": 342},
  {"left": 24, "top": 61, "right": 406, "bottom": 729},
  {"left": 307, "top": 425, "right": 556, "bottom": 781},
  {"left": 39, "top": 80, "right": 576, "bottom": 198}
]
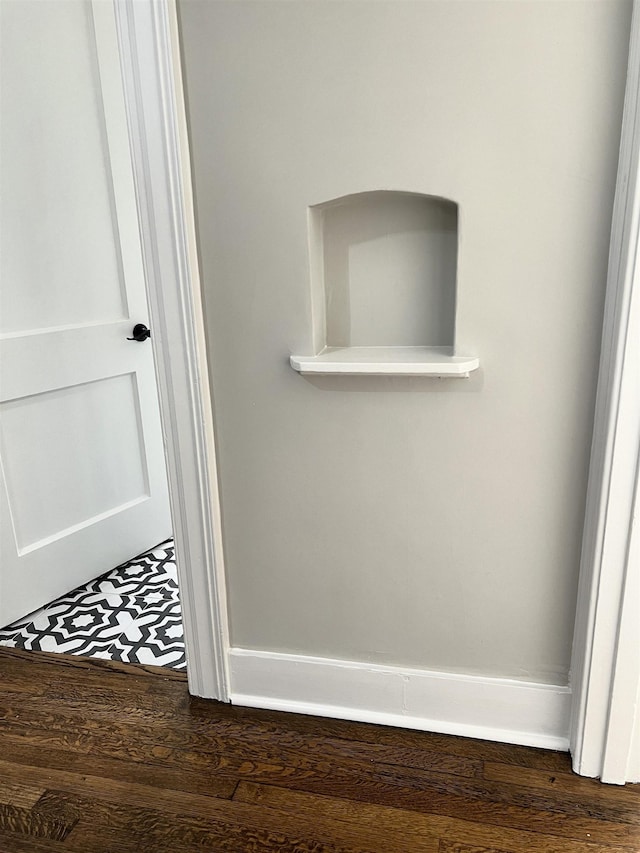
[
  {"left": 315, "top": 190, "right": 458, "bottom": 348},
  {"left": 292, "top": 190, "right": 477, "bottom": 377}
]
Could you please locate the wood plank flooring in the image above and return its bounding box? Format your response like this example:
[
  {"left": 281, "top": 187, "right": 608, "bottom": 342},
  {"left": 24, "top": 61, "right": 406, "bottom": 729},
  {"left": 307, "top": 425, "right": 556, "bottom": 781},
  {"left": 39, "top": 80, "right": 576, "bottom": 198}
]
[{"left": 0, "top": 647, "right": 638, "bottom": 853}]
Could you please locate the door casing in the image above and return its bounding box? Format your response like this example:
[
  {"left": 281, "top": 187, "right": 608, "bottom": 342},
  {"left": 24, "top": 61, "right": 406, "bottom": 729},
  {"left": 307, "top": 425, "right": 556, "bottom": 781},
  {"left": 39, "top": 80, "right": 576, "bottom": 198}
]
[
  {"left": 113, "top": 0, "right": 229, "bottom": 701},
  {"left": 568, "top": 0, "right": 640, "bottom": 785}
]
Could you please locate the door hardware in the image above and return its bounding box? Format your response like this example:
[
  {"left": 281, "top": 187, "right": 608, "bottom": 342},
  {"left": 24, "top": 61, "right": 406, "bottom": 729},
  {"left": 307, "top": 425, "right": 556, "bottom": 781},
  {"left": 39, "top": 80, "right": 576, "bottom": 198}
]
[{"left": 127, "top": 323, "right": 151, "bottom": 342}]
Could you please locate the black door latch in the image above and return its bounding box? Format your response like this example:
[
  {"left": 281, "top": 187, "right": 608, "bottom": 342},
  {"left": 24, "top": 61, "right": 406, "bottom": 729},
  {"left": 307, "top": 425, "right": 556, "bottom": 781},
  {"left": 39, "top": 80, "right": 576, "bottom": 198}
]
[{"left": 127, "top": 323, "right": 151, "bottom": 342}]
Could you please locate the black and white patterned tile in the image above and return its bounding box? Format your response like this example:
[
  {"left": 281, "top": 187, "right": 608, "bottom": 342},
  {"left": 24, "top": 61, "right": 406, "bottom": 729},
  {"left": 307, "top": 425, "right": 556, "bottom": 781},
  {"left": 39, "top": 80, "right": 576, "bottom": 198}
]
[
  {"left": 86, "top": 539, "right": 179, "bottom": 602},
  {"left": 0, "top": 590, "right": 147, "bottom": 655},
  {"left": 108, "top": 599, "right": 186, "bottom": 670},
  {"left": 0, "top": 539, "right": 186, "bottom": 670}
]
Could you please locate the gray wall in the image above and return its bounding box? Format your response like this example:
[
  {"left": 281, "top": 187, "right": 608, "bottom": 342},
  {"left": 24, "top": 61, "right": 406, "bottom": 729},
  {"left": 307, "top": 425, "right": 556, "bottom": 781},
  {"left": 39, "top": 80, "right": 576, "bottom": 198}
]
[{"left": 178, "top": 0, "right": 631, "bottom": 684}]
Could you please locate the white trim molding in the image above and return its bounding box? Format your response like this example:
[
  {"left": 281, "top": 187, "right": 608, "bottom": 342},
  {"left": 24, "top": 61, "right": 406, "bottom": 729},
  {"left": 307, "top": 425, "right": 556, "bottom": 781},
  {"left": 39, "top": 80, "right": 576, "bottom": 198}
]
[
  {"left": 113, "top": 0, "right": 230, "bottom": 700},
  {"left": 230, "top": 649, "right": 571, "bottom": 751},
  {"left": 569, "top": 2, "right": 640, "bottom": 783}
]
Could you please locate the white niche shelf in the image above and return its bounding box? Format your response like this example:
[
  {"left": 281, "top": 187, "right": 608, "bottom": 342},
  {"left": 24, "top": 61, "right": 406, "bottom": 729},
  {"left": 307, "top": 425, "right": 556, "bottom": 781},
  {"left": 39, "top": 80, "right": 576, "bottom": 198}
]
[
  {"left": 291, "top": 346, "right": 478, "bottom": 377},
  {"left": 291, "top": 190, "right": 479, "bottom": 378}
]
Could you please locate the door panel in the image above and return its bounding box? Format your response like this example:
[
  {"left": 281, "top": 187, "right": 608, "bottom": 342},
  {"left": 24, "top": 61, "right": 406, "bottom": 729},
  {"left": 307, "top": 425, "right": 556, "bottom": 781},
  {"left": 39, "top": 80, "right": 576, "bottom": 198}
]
[
  {"left": 1, "top": 0, "right": 126, "bottom": 334},
  {"left": 0, "top": 0, "right": 171, "bottom": 627},
  {"left": 0, "top": 374, "right": 148, "bottom": 550}
]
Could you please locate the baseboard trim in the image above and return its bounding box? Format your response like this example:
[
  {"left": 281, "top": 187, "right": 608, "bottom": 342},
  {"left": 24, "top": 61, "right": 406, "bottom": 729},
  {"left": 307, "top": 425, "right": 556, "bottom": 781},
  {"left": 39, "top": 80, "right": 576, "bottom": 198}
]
[{"left": 229, "top": 648, "right": 571, "bottom": 751}]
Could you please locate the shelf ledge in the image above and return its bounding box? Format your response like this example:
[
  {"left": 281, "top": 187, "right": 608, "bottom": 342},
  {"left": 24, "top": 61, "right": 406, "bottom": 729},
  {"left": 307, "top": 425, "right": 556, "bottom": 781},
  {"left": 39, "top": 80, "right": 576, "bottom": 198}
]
[{"left": 290, "top": 347, "right": 479, "bottom": 377}]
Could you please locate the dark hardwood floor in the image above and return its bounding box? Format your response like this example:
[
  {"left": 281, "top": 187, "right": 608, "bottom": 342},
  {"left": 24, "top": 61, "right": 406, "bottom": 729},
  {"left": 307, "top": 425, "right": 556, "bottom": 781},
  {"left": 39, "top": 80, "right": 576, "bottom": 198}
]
[{"left": 0, "top": 648, "right": 638, "bottom": 852}]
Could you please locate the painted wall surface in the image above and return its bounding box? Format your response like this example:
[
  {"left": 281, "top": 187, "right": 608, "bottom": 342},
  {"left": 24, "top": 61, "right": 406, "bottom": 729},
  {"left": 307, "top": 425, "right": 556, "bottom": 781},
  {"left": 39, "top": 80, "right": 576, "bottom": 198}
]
[{"left": 178, "top": 0, "right": 631, "bottom": 684}]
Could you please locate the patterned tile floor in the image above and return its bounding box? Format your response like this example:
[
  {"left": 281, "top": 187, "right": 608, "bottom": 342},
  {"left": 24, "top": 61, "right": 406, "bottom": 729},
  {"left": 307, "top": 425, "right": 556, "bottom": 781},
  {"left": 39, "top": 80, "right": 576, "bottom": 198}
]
[{"left": 0, "top": 539, "right": 186, "bottom": 670}]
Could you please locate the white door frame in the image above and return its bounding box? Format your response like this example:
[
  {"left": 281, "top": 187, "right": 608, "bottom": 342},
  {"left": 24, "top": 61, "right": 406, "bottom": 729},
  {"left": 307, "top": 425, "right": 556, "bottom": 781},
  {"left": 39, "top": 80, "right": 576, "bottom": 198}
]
[
  {"left": 115, "top": 0, "right": 639, "bottom": 778},
  {"left": 113, "top": 0, "right": 229, "bottom": 701},
  {"left": 569, "top": 2, "right": 640, "bottom": 784}
]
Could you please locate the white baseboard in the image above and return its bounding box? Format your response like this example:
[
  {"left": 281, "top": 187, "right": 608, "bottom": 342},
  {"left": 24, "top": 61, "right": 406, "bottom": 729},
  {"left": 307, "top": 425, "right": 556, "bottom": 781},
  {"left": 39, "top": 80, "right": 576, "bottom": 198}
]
[{"left": 229, "top": 648, "right": 571, "bottom": 751}]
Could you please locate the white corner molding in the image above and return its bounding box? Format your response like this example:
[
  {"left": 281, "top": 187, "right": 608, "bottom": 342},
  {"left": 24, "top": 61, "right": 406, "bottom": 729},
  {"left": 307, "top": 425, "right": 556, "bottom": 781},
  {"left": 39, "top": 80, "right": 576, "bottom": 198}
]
[
  {"left": 290, "top": 346, "right": 479, "bottom": 378},
  {"left": 230, "top": 649, "right": 571, "bottom": 751},
  {"left": 113, "top": 0, "right": 230, "bottom": 700},
  {"left": 569, "top": 2, "right": 640, "bottom": 783}
]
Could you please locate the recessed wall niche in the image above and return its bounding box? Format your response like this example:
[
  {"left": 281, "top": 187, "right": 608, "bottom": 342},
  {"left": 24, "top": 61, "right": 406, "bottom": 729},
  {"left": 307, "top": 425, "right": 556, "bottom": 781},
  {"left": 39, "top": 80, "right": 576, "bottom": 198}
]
[
  {"left": 324, "top": 191, "right": 456, "bottom": 347},
  {"left": 291, "top": 191, "right": 479, "bottom": 376}
]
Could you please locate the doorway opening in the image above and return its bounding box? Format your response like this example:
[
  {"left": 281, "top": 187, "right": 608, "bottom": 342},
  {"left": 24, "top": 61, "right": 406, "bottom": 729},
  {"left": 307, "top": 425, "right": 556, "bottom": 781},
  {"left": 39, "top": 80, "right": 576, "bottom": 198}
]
[{"left": 0, "top": 0, "right": 185, "bottom": 673}]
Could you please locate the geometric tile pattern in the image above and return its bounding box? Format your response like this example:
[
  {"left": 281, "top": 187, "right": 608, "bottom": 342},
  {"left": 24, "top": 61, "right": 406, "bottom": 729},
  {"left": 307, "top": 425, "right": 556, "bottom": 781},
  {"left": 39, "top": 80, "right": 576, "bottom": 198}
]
[
  {"left": 0, "top": 539, "right": 186, "bottom": 670},
  {"left": 108, "top": 599, "right": 186, "bottom": 669},
  {"left": 85, "top": 540, "right": 179, "bottom": 601}
]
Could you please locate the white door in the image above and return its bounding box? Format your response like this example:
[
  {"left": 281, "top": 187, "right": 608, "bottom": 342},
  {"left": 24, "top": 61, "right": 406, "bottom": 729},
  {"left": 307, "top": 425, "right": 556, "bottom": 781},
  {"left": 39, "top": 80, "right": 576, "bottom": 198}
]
[{"left": 0, "top": 0, "right": 171, "bottom": 627}]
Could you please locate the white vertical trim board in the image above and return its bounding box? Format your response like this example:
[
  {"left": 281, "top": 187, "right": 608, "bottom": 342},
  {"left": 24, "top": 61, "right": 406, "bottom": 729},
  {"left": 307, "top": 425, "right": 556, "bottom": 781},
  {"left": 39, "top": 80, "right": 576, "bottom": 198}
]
[
  {"left": 230, "top": 649, "right": 571, "bottom": 751},
  {"left": 569, "top": 2, "right": 640, "bottom": 783},
  {"left": 113, "top": 0, "right": 230, "bottom": 701},
  {"left": 601, "top": 466, "right": 640, "bottom": 783}
]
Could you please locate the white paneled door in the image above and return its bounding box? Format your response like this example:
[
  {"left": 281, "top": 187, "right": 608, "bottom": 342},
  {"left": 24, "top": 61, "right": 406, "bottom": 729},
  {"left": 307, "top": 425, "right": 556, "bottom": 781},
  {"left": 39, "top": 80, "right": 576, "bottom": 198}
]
[{"left": 0, "top": 0, "right": 171, "bottom": 627}]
